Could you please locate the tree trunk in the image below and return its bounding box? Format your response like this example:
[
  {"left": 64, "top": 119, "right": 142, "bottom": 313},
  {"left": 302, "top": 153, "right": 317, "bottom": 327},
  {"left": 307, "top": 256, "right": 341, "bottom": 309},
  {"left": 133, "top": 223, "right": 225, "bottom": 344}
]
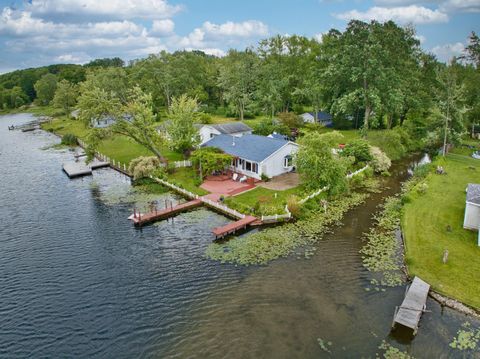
[
  {"left": 238, "top": 100, "right": 244, "bottom": 121},
  {"left": 364, "top": 106, "right": 371, "bottom": 131}
]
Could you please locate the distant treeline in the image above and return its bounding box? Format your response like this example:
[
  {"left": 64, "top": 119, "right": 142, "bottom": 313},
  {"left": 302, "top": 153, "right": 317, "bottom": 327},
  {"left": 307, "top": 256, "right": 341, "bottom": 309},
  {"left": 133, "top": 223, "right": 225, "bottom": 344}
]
[{"left": 1, "top": 21, "right": 478, "bottom": 134}]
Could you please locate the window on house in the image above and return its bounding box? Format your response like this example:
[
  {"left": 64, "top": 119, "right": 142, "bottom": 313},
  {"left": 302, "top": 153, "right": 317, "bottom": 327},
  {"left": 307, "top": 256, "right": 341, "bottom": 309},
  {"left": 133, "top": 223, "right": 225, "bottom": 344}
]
[
  {"left": 246, "top": 161, "right": 252, "bottom": 171},
  {"left": 284, "top": 155, "right": 293, "bottom": 168}
]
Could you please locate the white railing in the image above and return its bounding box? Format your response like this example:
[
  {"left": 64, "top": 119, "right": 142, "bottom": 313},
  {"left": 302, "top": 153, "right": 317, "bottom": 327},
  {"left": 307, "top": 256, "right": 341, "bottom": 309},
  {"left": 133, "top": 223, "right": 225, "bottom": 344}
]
[
  {"left": 201, "top": 198, "right": 245, "bottom": 219},
  {"left": 152, "top": 177, "right": 199, "bottom": 200},
  {"left": 299, "top": 165, "right": 370, "bottom": 204},
  {"left": 346, "top": 165, "right": 369, "bottom": 179},
  {"left": 173, "top": 160, "right": 192, "bottom": 168}
]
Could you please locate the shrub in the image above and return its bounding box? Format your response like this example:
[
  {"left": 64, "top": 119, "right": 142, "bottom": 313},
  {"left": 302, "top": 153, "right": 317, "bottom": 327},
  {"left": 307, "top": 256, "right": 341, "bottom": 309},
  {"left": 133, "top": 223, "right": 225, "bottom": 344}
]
[
  {"left": 128, "top": 156, "right": 161, "bottom": 180},
  {"left": 261, "top": 173, "right": 269, "bottom": 182},
  {"left": 286, "top": 195, "right": 302, "bottom": 218},
  {"left": 197, "top": 112, "right": 212, "bottom": 124},
  {"left": 61, "top": 133, "right": 78, "bottom": 146},
  {"left": 342, "top": 139, "right": 372, "bottom": 163},
  {"left": 369, "top": 146, "right": 391, "bottom": 173}
]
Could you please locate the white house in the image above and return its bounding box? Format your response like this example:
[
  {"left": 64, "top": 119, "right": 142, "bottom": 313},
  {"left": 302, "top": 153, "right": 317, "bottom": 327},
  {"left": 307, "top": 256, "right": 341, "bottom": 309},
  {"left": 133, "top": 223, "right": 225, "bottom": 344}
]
[
  {"left": 197, "top": 123, "right": 252, "bottom": 144},
  {"left": 463, "top": 183, "right": 480, "bottom": 246},
  {"left": 300, "top": 111, "right": 333, "bottom": 127},
  {"left": 202, "top": 134, "right": 298, "bottom": 180}
]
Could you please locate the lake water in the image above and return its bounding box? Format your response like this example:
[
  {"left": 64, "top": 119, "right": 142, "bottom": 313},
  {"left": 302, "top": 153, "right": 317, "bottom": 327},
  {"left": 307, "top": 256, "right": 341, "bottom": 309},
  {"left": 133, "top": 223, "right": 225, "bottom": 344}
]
[{"left": 0, "top": 113, "right": 478, "bottom": 358}]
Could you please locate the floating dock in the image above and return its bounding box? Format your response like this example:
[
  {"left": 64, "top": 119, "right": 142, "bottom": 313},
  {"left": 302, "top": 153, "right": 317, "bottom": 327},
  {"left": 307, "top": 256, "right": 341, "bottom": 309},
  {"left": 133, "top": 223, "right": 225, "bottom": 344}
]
[
  {"left": 63, "top": 162, "right": 92, "bottom": 178},
  {"left": 212, "top": 216, "right": 257, "bottom": 239},
  {"left": 62, "top": 160, "right": 109, "bottom": 178},
  {"left": 392, "top": 276, "right": 430, "bottom": 334},
  {"left": 128, "top": 199, "right": 203, "bottom": 226}
]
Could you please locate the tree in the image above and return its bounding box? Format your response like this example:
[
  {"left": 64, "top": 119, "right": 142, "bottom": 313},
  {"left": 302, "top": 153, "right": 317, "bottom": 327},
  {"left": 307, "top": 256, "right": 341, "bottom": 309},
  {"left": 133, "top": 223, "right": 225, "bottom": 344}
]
[
  {"left": 277, "top": 111, "right": 303, "bottom": 130},
  {"left": 321, "top": 21, "right": 421, "bottom": 131},
  {"left": 341, "top": 139, "right": 372, "bottom": 163},
  {"left": 34, "top": 73, "right": 58, "bottom": 105},
  {"left": 85, "top": 86, "right": 167, "bottom": 162},
  {"left": 166, "top": 95, "right": 200, "bottom": 153},
  {"left": 460, "top": 32, "right": 480, "bottom": 67},
  {"left": 53, "top": 80, "right": 78, "bottom": 115},
  {"left": 190, "top": 147, "right": 233, "bottom": 179},
  {"left": 296, "top": 131, "right": 348, "bottom": 194},
  {"left": 436, "top": 62, "right": 466, "bottom": 155},
  {"left": 218, "top": 49, "right": 258, "bottom": 120},
  {"left": 85, "top": 57, "right": 125, "bottom": 68},
  {"left": 77, "top": 86, "right": 121, "bottom": 126}
]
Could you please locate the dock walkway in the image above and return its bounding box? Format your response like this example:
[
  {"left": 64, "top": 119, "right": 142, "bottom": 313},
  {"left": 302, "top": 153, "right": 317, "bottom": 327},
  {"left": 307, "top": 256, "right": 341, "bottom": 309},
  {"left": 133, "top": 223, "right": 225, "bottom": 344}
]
[
  {"left": 392, "top": 276, "right": 430, "bottom": 334},
  {"left": 128, "top": 199, "right": 202, "bottom": 226},
  {"left": 212, "top": 216, "right": 257, "bottom": 239},
  {"left": 62, "top": 159, "right": 110, "bottom": 178}
]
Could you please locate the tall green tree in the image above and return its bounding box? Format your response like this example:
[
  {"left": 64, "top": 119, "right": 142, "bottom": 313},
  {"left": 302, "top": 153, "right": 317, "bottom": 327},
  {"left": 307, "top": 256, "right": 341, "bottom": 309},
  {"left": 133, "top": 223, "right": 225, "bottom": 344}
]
[
  {"left": 34, "top": 73, "right": 58, "bottom": 105},
  {"left": 53, "top": 80, "right": 79, "bottom": 115},
  {"left": 218, "top": 49, "right": 258, "bottom": 121},
  {"left": 166, "top": 94, "right": 200, "bottom": 153},
  {"left": 296, "top": 131, "right": 348, "bottom": 194}
]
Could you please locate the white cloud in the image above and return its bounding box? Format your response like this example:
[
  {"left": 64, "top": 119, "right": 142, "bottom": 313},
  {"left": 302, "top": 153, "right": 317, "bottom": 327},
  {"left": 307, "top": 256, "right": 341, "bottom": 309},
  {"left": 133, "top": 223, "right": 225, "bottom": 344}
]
[
  {"left": 431, "top": 41, "right": 465, "bottom": 61},
  {"left": 54, "top": 53, "right": 92, "bottom": 64},
  {"left": 415, "top": 34, "right": 427, "bottom": 43},
  {"left": 335, "top": 5, "right": 449, "bottom": 24},
  {"left": 150, "top": 19, "right": 175, "bottom": 36},
  {"left": 179, "top": 20, "right": 269, "bottom": 50},
  {"left": 440, "top": 0, "right": 480, "bottom": 13},
  {"left": 313, "top": 32, "right": 325, "bottom": 42},
  {"left": 26, "top": 0, "right": 182, "bottom": 20}
]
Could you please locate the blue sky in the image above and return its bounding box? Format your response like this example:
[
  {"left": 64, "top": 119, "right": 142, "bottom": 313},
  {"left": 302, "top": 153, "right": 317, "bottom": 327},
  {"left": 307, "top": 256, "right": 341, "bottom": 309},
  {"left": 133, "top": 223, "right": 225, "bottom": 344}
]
[{"left": 0, "top": 0, "right": 478, "bottom": 73}]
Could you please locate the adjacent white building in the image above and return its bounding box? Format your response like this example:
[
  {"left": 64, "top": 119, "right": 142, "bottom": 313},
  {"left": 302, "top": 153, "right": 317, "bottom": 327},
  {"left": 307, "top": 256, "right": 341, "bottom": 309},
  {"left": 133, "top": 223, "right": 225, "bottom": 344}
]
[
  {"left": 300, "top": 111, "right": 333, "bottom": 127},
  {"left": 463, "top": 183, "right": 480, "bottom": 246},
  {"left": 196, "top": 123, "right": 252, "bottom": 144},
  {"left": 202, "top": 134, "right": 298, "bottom": 180}
]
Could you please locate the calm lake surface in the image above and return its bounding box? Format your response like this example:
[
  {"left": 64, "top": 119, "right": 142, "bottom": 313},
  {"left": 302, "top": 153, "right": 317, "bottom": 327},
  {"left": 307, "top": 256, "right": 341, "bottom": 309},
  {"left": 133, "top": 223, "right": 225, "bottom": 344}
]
[{"left": 0, "top": 113, "right": 478, "bottom": 358}]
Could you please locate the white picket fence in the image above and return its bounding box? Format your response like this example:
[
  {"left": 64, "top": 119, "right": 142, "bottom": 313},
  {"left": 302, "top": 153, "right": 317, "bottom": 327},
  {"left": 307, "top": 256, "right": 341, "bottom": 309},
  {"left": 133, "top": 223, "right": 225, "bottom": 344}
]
[
  {"left": 261, "top": 204, "right": 292, "bottom": 222},
  {"left": 151, "top": 177, "right": 199, "bottom": 200},
  {"left": 201, "top": 198, "right": 245, "bottom": 219},
  {"left": 346, "top": 165, "right": 369, "bottom": 179}
]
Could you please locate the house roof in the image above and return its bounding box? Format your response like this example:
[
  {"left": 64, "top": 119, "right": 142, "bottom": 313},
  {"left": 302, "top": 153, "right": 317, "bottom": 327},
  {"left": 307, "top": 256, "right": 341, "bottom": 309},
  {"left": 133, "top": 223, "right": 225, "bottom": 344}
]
[
  {"left": 206, "top": 122, "right": 252, "bottom": 134},
  {"left": 268, "top": 132, "right": 289, "bottom": 140},
  {"left": 202, "top": 134, "right": 296, "bottom": 163},
  {"left": 307, "top": 111, "right": 333, "bottom": 121},
  {"left": 466, "top": 183, "right": 480, "bottom": 205}
]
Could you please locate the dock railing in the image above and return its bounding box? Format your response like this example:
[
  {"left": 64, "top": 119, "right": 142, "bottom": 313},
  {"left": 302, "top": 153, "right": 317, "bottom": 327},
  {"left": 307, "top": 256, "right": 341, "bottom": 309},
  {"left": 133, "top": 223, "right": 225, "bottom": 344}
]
[
  {"left": 202, "top": 198, "right": 245, "bottom": 219},
  {"left": 151, "top": 177, "right": 199, "bottom": 200}
]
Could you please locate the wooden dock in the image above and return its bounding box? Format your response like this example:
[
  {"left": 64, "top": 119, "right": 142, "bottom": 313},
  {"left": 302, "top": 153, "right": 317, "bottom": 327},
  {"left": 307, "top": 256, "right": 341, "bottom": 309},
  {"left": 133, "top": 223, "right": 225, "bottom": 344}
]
[
  {"left": 392, "top": 276, "right": 430, "bottom": 334},
  {"left": 212, "top": 215, "right": 257, "bottom": 239},
  {"left": 63, "top": 162, "right": 92, "bottom": 178},
  {"left": 128, "top": 199, "right": 202, "bottom": 226}
]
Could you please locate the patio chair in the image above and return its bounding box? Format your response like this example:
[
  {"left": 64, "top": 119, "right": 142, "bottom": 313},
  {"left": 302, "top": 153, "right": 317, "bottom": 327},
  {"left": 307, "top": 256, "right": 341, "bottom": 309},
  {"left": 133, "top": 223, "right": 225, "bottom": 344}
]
[
  {"left": 232, "top": 173, "right": 238, "bottom": 181},
  {"left": 239, "top": 176, "right": 247, "bottom": 183}
]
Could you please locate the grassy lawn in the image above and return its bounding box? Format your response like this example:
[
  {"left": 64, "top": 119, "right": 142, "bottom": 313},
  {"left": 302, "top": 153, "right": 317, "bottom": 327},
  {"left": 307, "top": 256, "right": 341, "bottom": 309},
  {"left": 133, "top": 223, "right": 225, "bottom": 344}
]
[
  {"left": 225, "top": 186, "right": 303, "bottom": 215},
  {"left": 402, "top": 154, "right": 480, "bottom": 309},
  {"left": 167, "top": 167, "right": 208, "bottom": 196},
  {"left": 42, "top": 116, "right": 90, "bottom": 138}
]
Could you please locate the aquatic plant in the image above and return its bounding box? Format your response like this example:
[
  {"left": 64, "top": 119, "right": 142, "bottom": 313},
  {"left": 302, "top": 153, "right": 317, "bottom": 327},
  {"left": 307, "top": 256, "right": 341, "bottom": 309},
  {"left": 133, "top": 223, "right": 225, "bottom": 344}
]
[
  {"left": 360, "top": 196, "right": 404, "bottom": 287},
  {"left": 61, "top": 133, "right": 78, "bottom": 146},
  {"left": 450, "top": 322, "right": 480, "bottom": 352},
  {"left": 377, "top": 341, "right": 414, "bottom": 359},
  {"left": 206, "top": 192, "right": 368, "bottom": 265},
  {"left": 317, "top": 338, "right": 332, "bottom": 353}
]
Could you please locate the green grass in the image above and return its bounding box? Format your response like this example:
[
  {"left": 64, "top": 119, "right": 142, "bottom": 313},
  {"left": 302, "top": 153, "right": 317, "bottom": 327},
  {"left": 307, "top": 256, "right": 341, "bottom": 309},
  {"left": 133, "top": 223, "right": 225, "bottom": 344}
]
[
  {"left": 41, "top": 116, "right": 90, "bottom": 138},
  {"left": 167, "top": 167, "right": 208, "bottom": 196},
  {"left": 224, "top": 186, "right": 303, "bottom": 215},
  {"left": 98, "top": 136, "right": 182, "bottom": 165},
  {"left": 402, "top": 154, "right": 480, "bottom": 309}
]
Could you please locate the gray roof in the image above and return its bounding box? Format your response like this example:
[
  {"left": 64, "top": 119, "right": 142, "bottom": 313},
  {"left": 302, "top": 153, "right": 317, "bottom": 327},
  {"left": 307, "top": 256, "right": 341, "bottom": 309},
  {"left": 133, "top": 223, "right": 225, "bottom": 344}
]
[
  {"left": 207, "top": 122, "right": 252, "bottom": 134},
  {"left": 202, "top": 134, "right": 295, "bottom": 162},
  {"left": 467, "top": 183, "right": 480, "bottom": 205}
]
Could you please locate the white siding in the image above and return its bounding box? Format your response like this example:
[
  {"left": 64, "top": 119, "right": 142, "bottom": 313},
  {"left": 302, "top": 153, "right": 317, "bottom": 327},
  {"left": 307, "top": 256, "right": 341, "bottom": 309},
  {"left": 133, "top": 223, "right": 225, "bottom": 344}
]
[
  {"left": 463, "top": 202, "right": 480, "bottom": 230},
  {"left": 231, "top": 158, "right": 261, "bottom": 180},
  {"left": 301, "top": 113, "right": 315, "bottom": 123},
  {"left": 260, "top": 143, "right": 298, "bottom": 178},
  {"left": 199, "top": 126, "right": 220, "bottom": 144}
]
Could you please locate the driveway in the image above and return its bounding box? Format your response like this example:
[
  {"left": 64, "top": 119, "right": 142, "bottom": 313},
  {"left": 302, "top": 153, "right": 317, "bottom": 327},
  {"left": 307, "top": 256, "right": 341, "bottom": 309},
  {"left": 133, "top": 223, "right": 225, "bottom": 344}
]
[{"left": 258, "top": 172, "right": 300, "bottom": 190}]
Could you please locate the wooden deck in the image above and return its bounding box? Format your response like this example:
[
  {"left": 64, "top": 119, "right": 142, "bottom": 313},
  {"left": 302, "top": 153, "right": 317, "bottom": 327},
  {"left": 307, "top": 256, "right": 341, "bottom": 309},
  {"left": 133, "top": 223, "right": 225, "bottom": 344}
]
[
  {"left": 212, "top": 215, "right": 257, "bottom": 239},
  {"left": 392, "top": 276, "right": 430, "bottom": 334},
  {"left": 128, "top": 199, "right": 202, "bottom": 226}
]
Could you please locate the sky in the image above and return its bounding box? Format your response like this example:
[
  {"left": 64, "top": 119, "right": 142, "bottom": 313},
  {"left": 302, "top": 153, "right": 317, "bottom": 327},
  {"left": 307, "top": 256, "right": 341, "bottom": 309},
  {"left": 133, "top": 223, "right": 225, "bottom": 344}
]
[{"left": 0, "top": 0, "right": 478, "bottom": 74}]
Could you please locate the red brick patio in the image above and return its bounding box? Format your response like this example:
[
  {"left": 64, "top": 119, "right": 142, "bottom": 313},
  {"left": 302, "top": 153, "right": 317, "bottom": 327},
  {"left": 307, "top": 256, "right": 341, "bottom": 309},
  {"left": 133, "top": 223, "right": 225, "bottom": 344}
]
[{"left": 200, "top": 176, "right": 255, "bottom": 199}]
